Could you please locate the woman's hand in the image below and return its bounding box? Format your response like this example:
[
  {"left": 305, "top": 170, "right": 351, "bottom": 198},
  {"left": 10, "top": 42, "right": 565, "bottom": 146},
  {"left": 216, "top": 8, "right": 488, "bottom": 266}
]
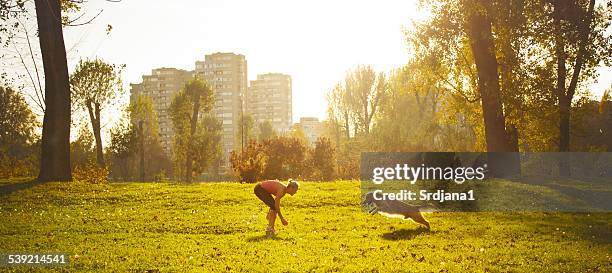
[{"left": 281, "top": 218, "right": 289, "bottom": 226}]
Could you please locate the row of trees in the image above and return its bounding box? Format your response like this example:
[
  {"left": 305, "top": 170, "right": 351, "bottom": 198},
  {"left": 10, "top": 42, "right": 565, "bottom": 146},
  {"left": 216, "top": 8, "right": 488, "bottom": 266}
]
[
  {"left": 418, "top": 0, "right": 610, "bottom": 176},
  {"left": 1, "top": 0, "right": 121, "bottom": 181},
  {"left": 0, "top": 55, "right": 225, "bottom": 182},
  {"left": 72, "top": 76, "right": 225, "bottom": 182},
  {"left": 0, "top": 55, "right": 126, "bottom": 180},
  {"left": 324, "top": 0, "right": 612, "bottom": 177},
  {"left": 237, "top": 115, "right": 281, "bottom": 146},
  {"left": 1, "top": 0, "right": 610, "bottom": 181}
]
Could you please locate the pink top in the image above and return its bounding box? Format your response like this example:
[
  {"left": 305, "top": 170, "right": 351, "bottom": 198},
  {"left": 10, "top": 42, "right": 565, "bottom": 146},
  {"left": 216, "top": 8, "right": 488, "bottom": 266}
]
[{"left": 260, "top": 180, "right": 283, "bottom": 196}]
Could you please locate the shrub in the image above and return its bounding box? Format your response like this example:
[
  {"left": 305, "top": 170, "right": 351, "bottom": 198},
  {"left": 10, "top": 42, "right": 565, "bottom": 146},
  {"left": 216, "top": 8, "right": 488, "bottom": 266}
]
[
  {"left": 337, "top": 157, "right": 360, "bottom": 180},
  {"left": 0, "top": 151, "right": 37, "bottom": 179},
  {"left": 262, "top": 136, "right": 307, "bottom": 180},
  {"left": 309, "top": 137, "right": 336, "bottom": 180},
  {"left": 230, "top": 141, "right": 267, "bottom": 183},
  {"left": 230, "top": 136, "right": 341, "bottom": 182},
  {"left": 73, "top": 161, "right": 109, "bottom": 184}
]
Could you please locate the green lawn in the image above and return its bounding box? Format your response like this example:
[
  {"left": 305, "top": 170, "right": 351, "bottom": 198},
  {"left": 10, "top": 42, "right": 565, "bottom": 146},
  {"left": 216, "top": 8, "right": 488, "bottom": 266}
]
[{"left": 0, "top": 180, "right": 610, "bottom": 272}]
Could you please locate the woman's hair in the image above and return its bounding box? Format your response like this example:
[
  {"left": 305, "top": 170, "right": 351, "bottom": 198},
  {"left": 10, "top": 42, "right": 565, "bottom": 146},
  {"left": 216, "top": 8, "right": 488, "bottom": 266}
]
[{"left": 287, "top": 179, "right": 299, "bottom": 190}]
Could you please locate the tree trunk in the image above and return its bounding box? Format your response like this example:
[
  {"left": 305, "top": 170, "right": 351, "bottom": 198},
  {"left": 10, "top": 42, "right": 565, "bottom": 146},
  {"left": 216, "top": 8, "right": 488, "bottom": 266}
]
[
  {"left": 87, "top": 102, "right": 105, "bottom": 168},
  {"left": 415, "top": 91, "right": 424, "bottom": 119},
  {"left": 36, "top": 0, "right": 72, "bottom": 182},
  {"left": 558, "top": 98, "right": 571, "bottom": 176},
  {"left": 553, "top": 3, "right": 570, "bottom": 176},
  {"left": 554, "top": 0, "right": 595, "bottom": 177},
  {"left": 468, "top": 12, "right": 509, "bottom": 153},
  {"left": 362, "top": 97, "right": 370, "bottom": 135},
  {"left": 506, "top": 124, "right": 522, "bottom": 175},
  {"left": 139, "top": 120, "right": 145, "bottom": 182},
  {"left": 335, "top": 121, "right": 341, "bottom": 151},
  {"left": 468, "top": 8, "right": 516, "bottom": 177},
  {"left": 559, "top": 98, "right": 571, "bottom": 152},
  {"left": 343, "top": 112, "right": 350, "bottom": 140},
  {"left": 185, "top": 94, "right": 201, "bottom": 182}
]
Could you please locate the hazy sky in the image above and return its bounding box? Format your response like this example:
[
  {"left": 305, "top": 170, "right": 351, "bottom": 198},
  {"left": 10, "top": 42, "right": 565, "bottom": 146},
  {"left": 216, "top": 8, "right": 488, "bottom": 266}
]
[
  {"left": 62, "top": 0, "right": 427, "bottom": 122},
  {"left": 61, "top": 0, "right": 611, "bottom": 124}
]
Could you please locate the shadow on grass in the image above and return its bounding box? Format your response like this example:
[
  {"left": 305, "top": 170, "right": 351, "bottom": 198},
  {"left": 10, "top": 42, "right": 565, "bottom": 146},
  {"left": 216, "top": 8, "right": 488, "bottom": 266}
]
[
  {"left": 507, "top": 176, "right": 612, "bottom": 211},
  {"left": 246, "top": 234, "right": 295, "bottom": 242},
  {"left": 381, "top": 227, "right": 432, "bottom": 241},
  {"left": 0, "top": 178, "right": 42, "bottom": 196}
]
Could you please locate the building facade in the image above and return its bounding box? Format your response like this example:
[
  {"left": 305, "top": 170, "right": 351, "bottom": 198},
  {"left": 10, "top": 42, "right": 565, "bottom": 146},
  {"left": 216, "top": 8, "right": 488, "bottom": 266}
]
[
  {"left": 247, "top": 73, "right": 292, "bottom": 134},
  {"left": 195, "top": 53, "right": 248, "bottom": 164},
  {"left": 296, "top": 117, "right": 322, "bottom": 145},
  {"left": 130, "top": 67, "right": 193, "bottom": 155}
]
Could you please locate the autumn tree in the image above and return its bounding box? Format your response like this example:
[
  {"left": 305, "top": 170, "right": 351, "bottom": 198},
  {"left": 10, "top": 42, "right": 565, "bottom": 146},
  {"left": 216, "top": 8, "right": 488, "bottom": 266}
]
[
  {"left": 0, "top": 84, "right": 39, "bottom": 178},
  {"left": 262, "top": 136, "right": 308, "bottom": 180},
  {"left": 70, "top": 123, "right": 95, "bottom": 171},
  {"left": 325, "top": 66, "right": 387, "bottom": 174},
  {"left": 70, "top": 58, "right": 123, "bottom": 168},
  {"left": 258, "top": 120, "right": 277, "bottom": 141},
  {"left": 190, "top": 115, "right": 223, "bottom": 179},
  {"left": 570, "top": 94, "right": 611, "bottom": 152},
  {"left": 230, "top": 136, "right": 336, "bottom": 181},
  {"left": 290, "top": 123, "right": 308, "bottom": 144},
  {"left": 344, "top": 65, "right": 387, "bottom": 136},
  {"left": 371, "top": 64, "right": 489, "bottom": 153},
  {"left": 107, "top": 116, "right": 138, "bottom": 181},
  {"left": 410, "top": 0, "right": 555, "bottom": 175},
  {"left": 170, "top": 78, "right": 218, "bottom": 182},
  {"left": 230, "top": 140, "right": 267, "bottom": 183},
  {"left": 128, "top": 94, "right": 171, "bottom": 180},
  {"left": 413, "top": 0, "right": 611, "bottom": 169},
  {"left": 414, "top": 0, "right": 512, "bottom": 152},
  {"left": 324, "top": 88, "right": 346, "bottom": 151},
  {"left": 326, "top": 65, "right": 387, "bottom": 142},
  {"left": 544, "top": 0, "right": 610, "bottom": 175},
  {"left": 327, "top": 83, "right": 352, "bottom": 142},
  {"left": 467, "top": 1, "right": 524, "bottom": 176}
]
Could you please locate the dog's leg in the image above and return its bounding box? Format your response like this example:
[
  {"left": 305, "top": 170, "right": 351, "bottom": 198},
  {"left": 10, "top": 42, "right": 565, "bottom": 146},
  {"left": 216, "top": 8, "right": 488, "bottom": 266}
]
[{"left": 405, "top": 212, "right": 430, "bottom": 230}]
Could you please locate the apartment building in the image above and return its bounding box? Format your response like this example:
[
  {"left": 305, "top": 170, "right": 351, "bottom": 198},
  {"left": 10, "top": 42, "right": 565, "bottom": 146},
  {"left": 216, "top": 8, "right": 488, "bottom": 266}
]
[
  {"left": 246, "top": 73, "right": 292, "bottom": 133},
  {"left": 129, "top": 67, "right": 193, "bottom": 155},
  {"left": 195, "top": 53, "right": 248, "bottom": 163},
  {"left": 295, "top": 117, "right": 322, "bottom": 145}
]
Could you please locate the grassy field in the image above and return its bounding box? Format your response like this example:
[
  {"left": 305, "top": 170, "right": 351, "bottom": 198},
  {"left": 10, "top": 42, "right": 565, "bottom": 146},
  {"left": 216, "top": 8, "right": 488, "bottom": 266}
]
[{"left": 0, "top": 180, "right": 610, "bottom": 272}]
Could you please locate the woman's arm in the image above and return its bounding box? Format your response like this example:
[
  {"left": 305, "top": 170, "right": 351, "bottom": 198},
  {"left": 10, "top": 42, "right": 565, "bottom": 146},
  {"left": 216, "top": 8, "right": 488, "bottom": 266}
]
[{"left": 274, "top": 189, "right": 287, "bottom": 222}]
